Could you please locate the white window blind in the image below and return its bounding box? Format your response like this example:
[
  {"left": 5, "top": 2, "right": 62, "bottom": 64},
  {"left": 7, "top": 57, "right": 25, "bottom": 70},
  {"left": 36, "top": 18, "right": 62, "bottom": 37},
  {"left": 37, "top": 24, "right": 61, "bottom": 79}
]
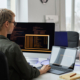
[
  {"left": 0, "top": 0, "right": 7, "bottom": 8},
  {"left": 65, "top": 0, "right": 80, "bottom": 36}
]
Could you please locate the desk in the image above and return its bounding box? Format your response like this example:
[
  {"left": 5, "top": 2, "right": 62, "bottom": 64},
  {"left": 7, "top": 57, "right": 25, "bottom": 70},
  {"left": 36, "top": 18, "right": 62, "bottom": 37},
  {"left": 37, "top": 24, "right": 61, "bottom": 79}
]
[{"left": 32, "top": 59, "right": 80, "bottom": 80}]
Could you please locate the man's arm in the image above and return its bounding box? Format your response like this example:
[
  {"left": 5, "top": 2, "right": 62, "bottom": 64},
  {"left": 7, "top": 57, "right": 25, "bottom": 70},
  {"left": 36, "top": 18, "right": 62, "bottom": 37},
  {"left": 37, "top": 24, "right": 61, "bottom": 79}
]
[
  {"left": 10, "top": 43, "right": 51, "bottom": 80},
  {"left": 11, "top": 43, "right": 40, "bottom": 80}
]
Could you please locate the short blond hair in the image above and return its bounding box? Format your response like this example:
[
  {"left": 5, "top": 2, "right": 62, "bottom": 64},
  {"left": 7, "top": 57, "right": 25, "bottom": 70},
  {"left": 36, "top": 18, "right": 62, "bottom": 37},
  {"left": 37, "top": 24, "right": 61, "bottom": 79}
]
[{"left": 0, "top": 8, "right": 15, "bottom": 30}]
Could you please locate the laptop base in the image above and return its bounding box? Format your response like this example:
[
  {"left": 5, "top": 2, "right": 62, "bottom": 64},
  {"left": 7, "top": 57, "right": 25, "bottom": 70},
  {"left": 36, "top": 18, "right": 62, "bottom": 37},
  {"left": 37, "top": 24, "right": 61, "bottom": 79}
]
[
  {"left": 48, "top": 69, "right": 72, "bottom": 75},
  {"left": 37, "top": 66, "right": 72, "bottom": 75}
]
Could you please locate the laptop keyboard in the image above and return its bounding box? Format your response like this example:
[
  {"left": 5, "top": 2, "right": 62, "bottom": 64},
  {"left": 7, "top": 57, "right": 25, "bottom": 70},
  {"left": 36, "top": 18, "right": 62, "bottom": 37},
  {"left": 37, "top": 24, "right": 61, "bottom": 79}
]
[
  {"left": 50, "top": 65, "right": 71, "bottom": 72},
  {"left": 37, "top": 65, "right": 72, "bottom": 72}
]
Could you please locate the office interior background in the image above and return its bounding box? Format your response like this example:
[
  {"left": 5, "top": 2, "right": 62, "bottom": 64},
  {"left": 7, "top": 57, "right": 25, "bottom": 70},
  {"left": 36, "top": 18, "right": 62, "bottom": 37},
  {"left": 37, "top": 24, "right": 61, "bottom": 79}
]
[
  {"left": 0, "top": 0, "right": 79, "bottom": 31},
  {"left": 0, "top": 0, "right": 79, "bottom": 32},
  {"left": 0, "top": 0, "right": 80, "bottom": 59}
]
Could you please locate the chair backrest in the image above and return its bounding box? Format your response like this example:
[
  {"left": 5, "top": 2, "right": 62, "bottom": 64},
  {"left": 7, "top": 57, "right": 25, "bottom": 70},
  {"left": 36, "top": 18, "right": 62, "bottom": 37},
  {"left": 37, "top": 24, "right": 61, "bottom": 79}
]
[
  {"left": 54, "top": 31, "right": 79, "bottom": 47},
  {"left": 67, "top": 31, "right": 79, "bottom": 47},
  {"left": 0, "top": 51, "right": 9, "bottom": 80},
  {"left": 54, "top": 32, "right": 68, "bottom": 47}
]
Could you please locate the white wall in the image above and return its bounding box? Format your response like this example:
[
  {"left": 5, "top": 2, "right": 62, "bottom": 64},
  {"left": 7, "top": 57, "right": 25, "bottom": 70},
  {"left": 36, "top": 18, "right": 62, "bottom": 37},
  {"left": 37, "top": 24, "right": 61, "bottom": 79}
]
[{"left": 28, "top": 0, "right": 55, "bottom": 22}]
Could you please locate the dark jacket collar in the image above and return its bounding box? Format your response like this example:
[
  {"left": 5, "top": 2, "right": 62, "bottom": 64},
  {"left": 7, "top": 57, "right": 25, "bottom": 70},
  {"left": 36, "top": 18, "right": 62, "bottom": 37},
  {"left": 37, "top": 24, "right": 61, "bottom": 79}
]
[{"left": 0, "top": 35, "right": 9, "bottom": 40}]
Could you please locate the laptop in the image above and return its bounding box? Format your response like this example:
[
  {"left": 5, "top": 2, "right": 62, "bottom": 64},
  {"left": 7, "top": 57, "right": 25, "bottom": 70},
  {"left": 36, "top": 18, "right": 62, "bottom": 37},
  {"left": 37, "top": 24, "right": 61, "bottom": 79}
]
[{"left": 37, "top": 46, "right": 77, "bottom": 75}]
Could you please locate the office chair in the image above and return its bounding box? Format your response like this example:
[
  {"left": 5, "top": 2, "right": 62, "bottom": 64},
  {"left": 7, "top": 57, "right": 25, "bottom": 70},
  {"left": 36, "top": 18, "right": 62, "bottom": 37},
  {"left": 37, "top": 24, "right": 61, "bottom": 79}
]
[
  {"left": 39, "top": 31, "right": 79, "bottom": 65},
  {"left": 67, "top": 31, "right": 79, "bottom": 47},
  {"left": 0, "top": 51, "right": 9, "bottom": 80},
  {"left": 54, "top": 31, "right": 79, "bottom": 59},
  {"left": 54, "top": 31, "right": 79, "bottom": 47}
]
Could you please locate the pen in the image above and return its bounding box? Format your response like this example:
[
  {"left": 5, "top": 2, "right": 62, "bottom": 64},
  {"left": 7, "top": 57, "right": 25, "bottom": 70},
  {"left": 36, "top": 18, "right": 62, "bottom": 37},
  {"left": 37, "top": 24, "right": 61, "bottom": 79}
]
[{"left": 70, "top": 73, "right": 76, "bottom": 77}]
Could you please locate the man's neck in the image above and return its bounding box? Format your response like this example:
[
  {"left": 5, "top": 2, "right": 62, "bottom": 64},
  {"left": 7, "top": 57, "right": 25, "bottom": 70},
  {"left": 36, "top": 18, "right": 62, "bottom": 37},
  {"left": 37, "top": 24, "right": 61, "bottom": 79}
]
[{"left": 0, "top": 30, "right": 7, "bottom": 37}]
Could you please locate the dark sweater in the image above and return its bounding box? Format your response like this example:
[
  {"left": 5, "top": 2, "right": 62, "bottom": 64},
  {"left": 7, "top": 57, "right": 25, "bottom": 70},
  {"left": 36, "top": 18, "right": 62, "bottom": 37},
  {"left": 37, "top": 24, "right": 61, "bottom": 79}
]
[{"left": 0, "top": 35, "right": 40, "bottom": 80}]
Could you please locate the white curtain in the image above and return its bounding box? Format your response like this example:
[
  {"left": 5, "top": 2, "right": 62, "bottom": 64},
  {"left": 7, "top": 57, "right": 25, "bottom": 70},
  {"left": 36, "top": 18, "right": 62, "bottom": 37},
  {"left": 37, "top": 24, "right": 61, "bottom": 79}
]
[{"left": 55, "top": 0, "right": 66, "bottom": 31}]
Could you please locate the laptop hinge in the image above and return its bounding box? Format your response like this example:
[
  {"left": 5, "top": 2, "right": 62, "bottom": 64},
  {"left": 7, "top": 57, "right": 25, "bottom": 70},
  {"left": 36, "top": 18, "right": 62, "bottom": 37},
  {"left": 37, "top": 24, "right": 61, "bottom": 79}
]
[{"left": 62, "top": 66, "right": 69, "bottom": 69}]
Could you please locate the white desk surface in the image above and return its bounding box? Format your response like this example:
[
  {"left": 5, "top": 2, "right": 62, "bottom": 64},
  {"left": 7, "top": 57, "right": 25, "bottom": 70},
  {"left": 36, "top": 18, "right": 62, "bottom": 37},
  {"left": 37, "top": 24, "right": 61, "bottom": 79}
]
[{"left": 31, "top": 59, "right": 80, "bottom": 80}]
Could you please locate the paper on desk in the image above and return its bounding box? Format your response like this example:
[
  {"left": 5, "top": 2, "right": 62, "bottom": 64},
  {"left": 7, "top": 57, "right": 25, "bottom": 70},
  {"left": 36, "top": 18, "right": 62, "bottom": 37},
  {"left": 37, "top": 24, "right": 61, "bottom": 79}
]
[
  {"left": 31, "top": 63, "right": 42, "bottom": 67},
  {"left": 59, "top": 72, "right": 80, "bottom": 80}
]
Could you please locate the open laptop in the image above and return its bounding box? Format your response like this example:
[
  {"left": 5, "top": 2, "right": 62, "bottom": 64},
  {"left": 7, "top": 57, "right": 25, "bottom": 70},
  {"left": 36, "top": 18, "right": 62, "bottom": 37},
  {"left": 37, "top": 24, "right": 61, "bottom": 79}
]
[{"left": 37, "top": 46, "right": 77, "bottom": 75}]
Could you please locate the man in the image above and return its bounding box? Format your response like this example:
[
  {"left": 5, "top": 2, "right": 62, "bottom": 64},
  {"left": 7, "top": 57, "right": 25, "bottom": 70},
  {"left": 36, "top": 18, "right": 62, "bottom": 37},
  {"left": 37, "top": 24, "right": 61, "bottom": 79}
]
[{"left": 0, "top": 9, "right": 51, "bottom": 80}]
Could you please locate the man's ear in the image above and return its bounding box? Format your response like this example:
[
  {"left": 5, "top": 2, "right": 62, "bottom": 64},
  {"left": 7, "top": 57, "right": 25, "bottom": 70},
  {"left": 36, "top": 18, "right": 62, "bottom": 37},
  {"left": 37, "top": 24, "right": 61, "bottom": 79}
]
[{"left": 4, "top": 21, "right": 9, "bottom": 28}]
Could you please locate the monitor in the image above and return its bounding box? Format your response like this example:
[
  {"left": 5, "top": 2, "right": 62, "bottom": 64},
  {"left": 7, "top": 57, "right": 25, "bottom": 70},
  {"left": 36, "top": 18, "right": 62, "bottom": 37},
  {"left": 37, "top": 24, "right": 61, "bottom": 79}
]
[{"left": 7, "top": 22, "right": 55, "bottom": 59}]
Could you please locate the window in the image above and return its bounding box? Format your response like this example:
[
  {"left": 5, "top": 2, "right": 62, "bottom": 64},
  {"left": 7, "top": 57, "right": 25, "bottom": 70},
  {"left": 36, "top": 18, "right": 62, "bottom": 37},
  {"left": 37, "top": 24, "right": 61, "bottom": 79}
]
[
  {"left": 0, "top": 0, "right": 16, "bottom": 13},
  {"left": 65, "top": 0, "right": 72, "bottom": 31},
  {"left": 65, "top": 0, "right": 80, "bottom": 35},
  {"left": 74, "top": 0, "right": 80, "bottom": 33},
  {"left": 0, "top": 0, "right": 7, "bottom": 8},
  {"left": 0, "top": 0, "right": 16, "bottom": 20}
]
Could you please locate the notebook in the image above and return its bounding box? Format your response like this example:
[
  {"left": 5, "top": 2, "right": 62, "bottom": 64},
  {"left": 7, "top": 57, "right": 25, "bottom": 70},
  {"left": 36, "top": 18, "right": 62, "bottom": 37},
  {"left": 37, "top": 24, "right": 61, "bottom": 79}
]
[{"left": 59, "top": 72, "right": 80, "bottom": 80}]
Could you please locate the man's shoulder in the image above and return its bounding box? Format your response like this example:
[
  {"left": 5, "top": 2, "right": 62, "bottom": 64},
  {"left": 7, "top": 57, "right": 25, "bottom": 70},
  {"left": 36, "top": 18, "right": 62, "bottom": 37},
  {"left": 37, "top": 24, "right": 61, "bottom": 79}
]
[
  {"left": 9, "top": 41, "right": 19, "bottom": 48},
  {"left": 0, "top": 39, "right": 19, "bottom": 48},
  {"left": 8, "top": 41, "right": 21, "bottom": 53},
  {"left": 4, "top": 40, "right": 20, "bottom": 50}
]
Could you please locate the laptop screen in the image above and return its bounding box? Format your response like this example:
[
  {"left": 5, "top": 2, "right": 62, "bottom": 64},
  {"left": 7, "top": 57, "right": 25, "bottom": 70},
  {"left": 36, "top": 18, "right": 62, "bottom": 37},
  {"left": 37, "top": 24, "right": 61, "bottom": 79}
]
[{"left": 50, "top": 46, "right": 77, "bottom": 68}]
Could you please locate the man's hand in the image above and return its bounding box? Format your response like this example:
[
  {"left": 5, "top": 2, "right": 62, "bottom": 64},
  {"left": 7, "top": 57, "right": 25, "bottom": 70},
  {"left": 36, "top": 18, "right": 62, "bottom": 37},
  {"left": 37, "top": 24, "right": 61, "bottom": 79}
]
[{"left": 39, "top": 65, "right": 51, "bottom": 75}]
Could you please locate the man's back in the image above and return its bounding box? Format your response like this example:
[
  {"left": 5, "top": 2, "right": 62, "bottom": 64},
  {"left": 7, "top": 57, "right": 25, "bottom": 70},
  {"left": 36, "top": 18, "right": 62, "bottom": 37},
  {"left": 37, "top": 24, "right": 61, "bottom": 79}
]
[{"left": 0, "top": 35, "right": 40, "bottom": 80}]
